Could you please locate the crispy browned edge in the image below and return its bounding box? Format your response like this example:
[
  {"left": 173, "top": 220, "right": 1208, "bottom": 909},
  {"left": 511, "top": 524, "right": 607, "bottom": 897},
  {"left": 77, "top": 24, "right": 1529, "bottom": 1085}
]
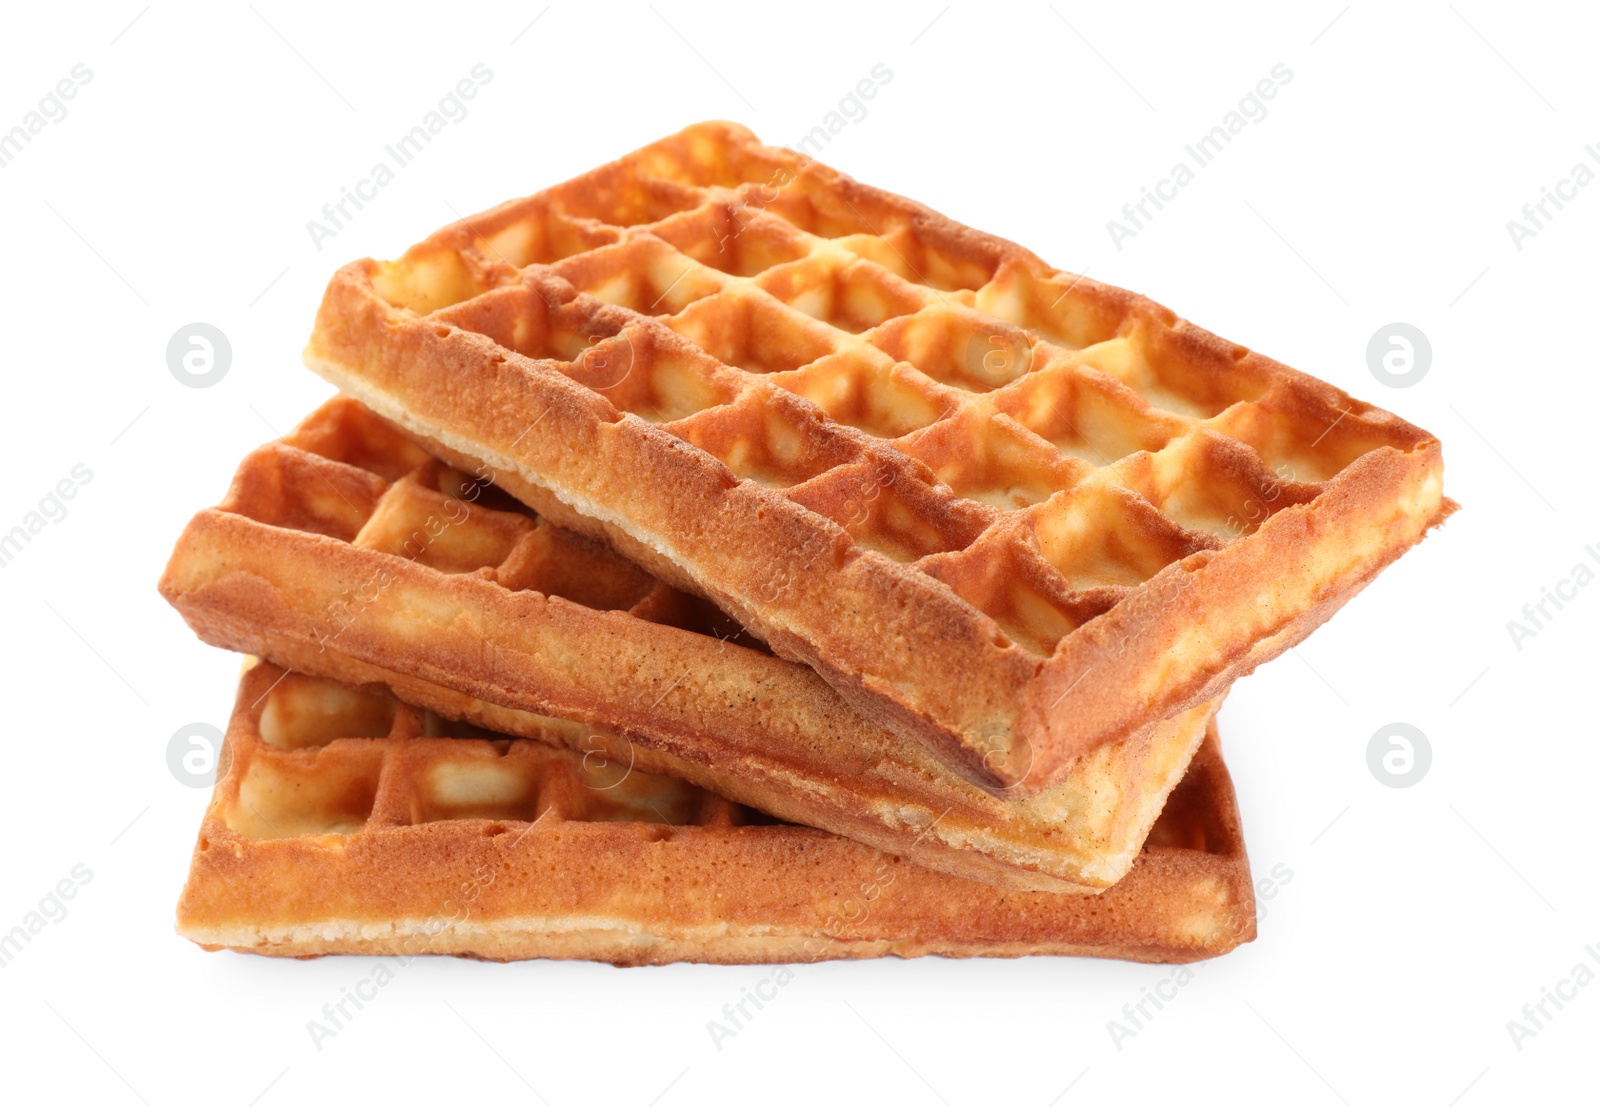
[
  {"left": 304, "top": 120, "right": 1453, "bottom": 796},
  {"left": 158, "top": 432, "right": 1219, "bottom": 894},
  {"left": 175, "top": 663, "right": 1256, "bottom": 965}
]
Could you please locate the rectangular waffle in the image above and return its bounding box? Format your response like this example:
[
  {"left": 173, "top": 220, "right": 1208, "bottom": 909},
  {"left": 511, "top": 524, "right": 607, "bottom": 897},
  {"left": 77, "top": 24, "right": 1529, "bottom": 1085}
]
[
  {"left": 176, "top": 661, "right": 1255, "bottom": 964},
  {"left": 160, "top": 397, "right": 1219, "bottom": 894},
  {"left": 304, "top": 121, "right": 1452, "bottom": 795}
]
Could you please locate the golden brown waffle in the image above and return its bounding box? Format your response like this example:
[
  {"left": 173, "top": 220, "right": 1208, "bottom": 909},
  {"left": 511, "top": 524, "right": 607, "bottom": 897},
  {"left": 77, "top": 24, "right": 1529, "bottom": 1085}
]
[
  {"left": 161, "top": 397, "right": 1219, "bottom": 894},
  {"left": 305, "top": 121, "right": 1452, "bottom": 795},
  {"left": 176, "top": 661, "right": 1255, "bottom": 964}
]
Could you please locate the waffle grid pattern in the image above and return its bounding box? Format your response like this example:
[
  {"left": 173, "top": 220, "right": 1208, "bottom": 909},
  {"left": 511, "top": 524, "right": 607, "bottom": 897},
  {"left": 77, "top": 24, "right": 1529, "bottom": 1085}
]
[
  {"left": 230, "top": 670, "right": 748, "bottom": 841},
  {"left": 176, "top": 662, "right": 1256, "bottom": 964},
  {"left": 162, "top": 398, "right": 1219, "bottom": 892},
  {"left": 308, "top": 122, "right": 1448, "bottom": 791},
  {"left": 235, "top": 396, "right": 755, "bottom": 658},
  {"left": 390, "top": 144, "right": 1391, "bottom": 659}
]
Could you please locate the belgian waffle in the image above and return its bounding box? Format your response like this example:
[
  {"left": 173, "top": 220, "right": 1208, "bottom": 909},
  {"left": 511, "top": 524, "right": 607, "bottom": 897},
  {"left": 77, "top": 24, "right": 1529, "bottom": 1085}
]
[
  {"left": 305, "top": 121, "right": 1452, "bottom": 794},
  {"left": 160, "top": 397, "right": 1219, "bottom": 894},
  {"left": 176, "top": 661, "right": 1255, "bottom": 964}
]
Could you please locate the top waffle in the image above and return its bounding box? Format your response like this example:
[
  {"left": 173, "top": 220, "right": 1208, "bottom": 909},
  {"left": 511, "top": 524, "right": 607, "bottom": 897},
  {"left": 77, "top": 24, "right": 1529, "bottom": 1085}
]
[{"left": 306, "top": 121, "right": 1451, "bottom": 795}]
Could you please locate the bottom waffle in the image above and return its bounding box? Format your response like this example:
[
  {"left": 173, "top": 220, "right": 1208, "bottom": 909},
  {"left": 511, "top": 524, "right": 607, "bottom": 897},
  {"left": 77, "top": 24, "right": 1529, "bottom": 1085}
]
[{"left": 176, "top": 662, "right": 1256, "bottom": 964}]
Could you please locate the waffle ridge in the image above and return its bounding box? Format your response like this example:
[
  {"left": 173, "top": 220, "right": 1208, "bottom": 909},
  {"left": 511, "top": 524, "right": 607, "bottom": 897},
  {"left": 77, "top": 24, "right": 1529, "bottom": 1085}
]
[
  {"left": 175, "top": 661, "right": 1256, "bottom": 964},
  {"left": 304, "top": 120, "right": 1452, "bottom": 793},
  {"left": 161, "top": 397, "right": 1224, "bottom": 894}
]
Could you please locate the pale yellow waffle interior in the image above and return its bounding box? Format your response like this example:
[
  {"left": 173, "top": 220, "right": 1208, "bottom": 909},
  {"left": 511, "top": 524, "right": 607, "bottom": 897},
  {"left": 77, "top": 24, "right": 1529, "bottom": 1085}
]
[
  {"left": 227, "top": 670, "right": 765, "bottom": 841},
  {"left": 221, "top": 666, "right": 1224, "bottom": 858},
  {"left": 227, "top": 397, "right": 753, "bottom": 650}
]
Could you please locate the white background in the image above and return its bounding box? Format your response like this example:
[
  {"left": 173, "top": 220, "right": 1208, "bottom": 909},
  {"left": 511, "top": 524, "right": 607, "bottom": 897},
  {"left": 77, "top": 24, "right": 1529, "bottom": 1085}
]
[{"left": 0, "top": 2, "right": 1594, "bottom": 1109}]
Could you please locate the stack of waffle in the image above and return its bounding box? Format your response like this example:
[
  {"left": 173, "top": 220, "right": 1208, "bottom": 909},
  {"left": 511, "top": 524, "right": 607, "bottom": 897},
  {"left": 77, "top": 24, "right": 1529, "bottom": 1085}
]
[{"left": 160, "top": 122, "right": 1450, "bottom": 965}]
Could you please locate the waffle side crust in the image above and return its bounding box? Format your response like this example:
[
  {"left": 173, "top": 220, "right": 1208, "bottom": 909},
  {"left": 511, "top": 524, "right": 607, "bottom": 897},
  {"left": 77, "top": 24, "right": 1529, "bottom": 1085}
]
[
  {"left": 175, "top": 662, "right": 1255, "bottom": 964},
  {"left": 161, "top": 398, "right": 1218, "bottom": 894},
  {"left": 305, "top": 120, "right": 1452, "bottom": 793}
]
